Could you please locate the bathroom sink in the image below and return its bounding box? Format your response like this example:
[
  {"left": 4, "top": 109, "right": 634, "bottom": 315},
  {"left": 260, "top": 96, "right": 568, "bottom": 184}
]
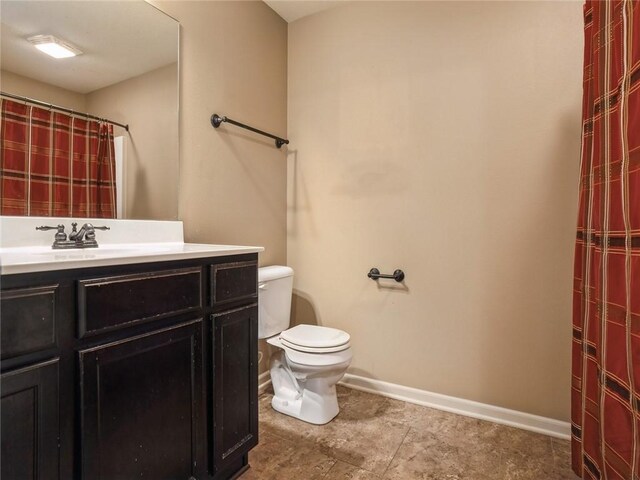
[
  {"left": 28, "top": 245, "right": 169, "bottom": 255},
  {"left": 0, "top": 216, "right": 263, "bottom": 275},
  {"left": 1, "top": 242, "right": 263, "bottom": 275},
  {"left": 91, "top": 245, "right": 173, "bottom": 254}
]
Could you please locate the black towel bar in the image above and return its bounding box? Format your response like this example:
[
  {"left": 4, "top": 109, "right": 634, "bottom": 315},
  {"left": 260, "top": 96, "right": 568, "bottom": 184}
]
[{"left": 211, "top": 113, "right": 289, "bottom": 148}]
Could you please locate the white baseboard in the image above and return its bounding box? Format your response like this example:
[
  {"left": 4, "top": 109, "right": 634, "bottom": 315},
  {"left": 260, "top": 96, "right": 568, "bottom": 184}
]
[
  {"left": 339, "top": 373, "right": 570, "bottom": 440},
  {"left": 258, "top": 371, "right": 272, "bottom": 395}
]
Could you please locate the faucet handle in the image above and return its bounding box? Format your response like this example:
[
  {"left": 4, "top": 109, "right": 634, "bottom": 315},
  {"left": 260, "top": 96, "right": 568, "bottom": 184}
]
[
  {"left": 36, "top": 224, "right": 67, "bottom": 242},
  {"left": 84, "top": 225, "right": 109, "bottom": 242}
]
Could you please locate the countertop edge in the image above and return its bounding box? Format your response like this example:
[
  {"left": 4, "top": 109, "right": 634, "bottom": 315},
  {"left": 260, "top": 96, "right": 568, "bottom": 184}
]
[{"left": 0, "top": 246, "right": 264, "bottom": 276}]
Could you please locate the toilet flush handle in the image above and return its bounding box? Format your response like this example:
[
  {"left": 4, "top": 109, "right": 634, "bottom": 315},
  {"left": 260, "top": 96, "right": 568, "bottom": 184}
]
[{"left": 258, "top": 282, "right": 267, "bottom": 290}]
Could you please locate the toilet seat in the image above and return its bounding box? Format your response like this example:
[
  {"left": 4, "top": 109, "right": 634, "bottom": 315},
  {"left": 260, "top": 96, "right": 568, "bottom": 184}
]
[
  {"left": 266, "top": 333, "right": 352, "bottom": 367},
  {"left": 280, "top": 324, "right": 350, "bottom": 350},
  {"left": 280, "top": 337, "right": 350, "bottom": 353},
  {"left": 281, "top": 341, "right": 352, "bottom": 367}
]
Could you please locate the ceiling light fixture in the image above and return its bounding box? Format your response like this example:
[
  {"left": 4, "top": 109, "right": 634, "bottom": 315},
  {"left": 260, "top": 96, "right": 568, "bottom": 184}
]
[{"left": 27, "top": 35, "right": 82, "bottom": 59}]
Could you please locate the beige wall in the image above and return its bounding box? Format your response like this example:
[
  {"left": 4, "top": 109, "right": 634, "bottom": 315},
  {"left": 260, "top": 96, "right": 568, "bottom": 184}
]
[
  {"left": 87, "top": 64, "right": 179, "bottom": 220},
  {"left": 1, "top": 69, "right": 86, "bottom": 111},
  {"left": 287, "top": 1, "right": 583, "bottom": 421},
  {"left": 154, "top": 1, "right": 287, "bottom": 267},
  {"left": 152, "top": 1, "right": 288, "bottom": 375}
]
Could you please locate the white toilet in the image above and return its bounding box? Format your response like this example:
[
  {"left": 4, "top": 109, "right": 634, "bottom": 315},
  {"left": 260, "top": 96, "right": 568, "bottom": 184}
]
[{"left": 258, "top": 266, "right": 352, "bottom": 425}]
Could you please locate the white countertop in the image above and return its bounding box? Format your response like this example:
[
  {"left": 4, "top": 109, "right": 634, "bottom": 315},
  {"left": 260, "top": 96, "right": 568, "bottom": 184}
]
[
  {"left": 0, "top": 242, "right": 264, "bottom": 275},
  {"left": 0, "top": 216, "right": 263, "bottom": 275}
]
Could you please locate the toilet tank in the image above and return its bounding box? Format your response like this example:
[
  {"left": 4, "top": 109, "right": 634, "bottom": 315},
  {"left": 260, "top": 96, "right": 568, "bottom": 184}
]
[{"left": 258, "top": 266, "right": 294, "bottom": 339}]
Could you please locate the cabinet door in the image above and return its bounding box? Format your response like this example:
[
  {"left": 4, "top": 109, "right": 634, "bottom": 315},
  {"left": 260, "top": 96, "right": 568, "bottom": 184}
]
[
  {"left": 211, "top": 304, "right": 258, "bottom": 475},
  {"left": 79, "top": 320, "right": 204, "bottom": 480},
  {"left": 1, "top": 358, "right": 59, "bottom": 480}
]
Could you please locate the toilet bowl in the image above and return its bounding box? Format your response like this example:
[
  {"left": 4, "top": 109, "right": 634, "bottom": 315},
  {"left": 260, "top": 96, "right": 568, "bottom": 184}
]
[
  {"left": 258, "top": 266, "right": 352, "bottom": 425},
  {"left": 266, "top": 325, "right": 352, "bottom": 424}
]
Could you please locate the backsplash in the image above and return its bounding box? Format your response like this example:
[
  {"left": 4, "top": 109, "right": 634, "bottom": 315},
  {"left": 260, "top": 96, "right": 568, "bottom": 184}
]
[{"left": 0, "top": 216, "right": 184, "bottom": 248}]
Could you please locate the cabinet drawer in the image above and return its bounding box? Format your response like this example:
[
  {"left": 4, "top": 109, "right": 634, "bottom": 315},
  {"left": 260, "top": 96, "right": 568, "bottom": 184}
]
[
  {"left": 1, "top": 285, "right": 58, "bottom": 360},
  {"left": 78, "top": 267, "right": 202, "bottom": 338},
  {"left": 210, "top": 261, "right": 257, "bottom": 307}
]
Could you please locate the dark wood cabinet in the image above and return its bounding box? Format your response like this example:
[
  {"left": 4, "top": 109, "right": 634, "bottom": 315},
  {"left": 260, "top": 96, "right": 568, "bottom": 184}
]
[
  {"left": 211, "top": 304, "right": 259, "bottom": 475},
  {"left": 1, "top": 358, "right": 60, "bottom": 480},
  {"left": 0, "top": 253, "right": 259, "bottom": 480}
]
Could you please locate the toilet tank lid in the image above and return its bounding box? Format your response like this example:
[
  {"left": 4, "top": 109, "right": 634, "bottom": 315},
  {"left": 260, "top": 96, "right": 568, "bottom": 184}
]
[{"left": 258, "top": 265, "right": 294, "bottom": 282}]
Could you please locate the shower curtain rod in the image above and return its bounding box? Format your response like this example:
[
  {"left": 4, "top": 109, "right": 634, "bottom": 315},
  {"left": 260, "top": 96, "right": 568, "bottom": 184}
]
[
  {"left": 211, "top": 113, "right": 288, "bottom": 148},
  {"left": 0, "top": 91, "right": 129, "bottom": 132}
]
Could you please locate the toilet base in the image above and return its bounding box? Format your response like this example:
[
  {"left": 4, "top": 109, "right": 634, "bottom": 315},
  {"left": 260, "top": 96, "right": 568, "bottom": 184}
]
[
  {"left": 271, "top": 385, "right": 339, "bottom": 425},
  {"left": 269, "top": 350, "right": 346, "bottom": 425}
]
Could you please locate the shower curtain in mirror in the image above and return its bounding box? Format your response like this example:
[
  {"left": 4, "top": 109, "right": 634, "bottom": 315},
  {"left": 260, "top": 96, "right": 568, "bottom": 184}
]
[
  {"left": 572, "top": 1, "right": 640, "bottom": 479},
  {"left": 0, "top": 98, "right": 116, "bottom": 218}
]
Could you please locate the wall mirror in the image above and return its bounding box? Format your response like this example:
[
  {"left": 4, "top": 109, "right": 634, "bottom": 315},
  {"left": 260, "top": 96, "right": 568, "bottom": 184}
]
[{"left": 0, "top": 0, "right": 179, "bottom": 220}]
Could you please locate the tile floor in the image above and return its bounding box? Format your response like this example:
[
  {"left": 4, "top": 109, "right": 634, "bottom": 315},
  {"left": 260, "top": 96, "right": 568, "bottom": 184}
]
[{"left": 241, "top": 386, "right": 579, "bottom": 480}]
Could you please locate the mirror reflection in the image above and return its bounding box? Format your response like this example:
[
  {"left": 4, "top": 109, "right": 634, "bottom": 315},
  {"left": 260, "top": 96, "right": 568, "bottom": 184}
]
[{"left": 0, "top": 1, "right": 179, "bottom": 220}]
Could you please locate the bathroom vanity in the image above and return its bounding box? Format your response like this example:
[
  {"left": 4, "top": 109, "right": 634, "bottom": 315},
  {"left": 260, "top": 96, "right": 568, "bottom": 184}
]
[{"left": 0, "top": 218, "right": 262, "bottom": 480}]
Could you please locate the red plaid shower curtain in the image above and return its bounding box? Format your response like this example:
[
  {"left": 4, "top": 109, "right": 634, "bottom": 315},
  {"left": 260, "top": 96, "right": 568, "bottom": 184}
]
[
  {"left": 0, "top": 98, "right": 116, "bottom": 218},
  {"left": 572, "top": 1, "right": 640, "bottom": 479}
]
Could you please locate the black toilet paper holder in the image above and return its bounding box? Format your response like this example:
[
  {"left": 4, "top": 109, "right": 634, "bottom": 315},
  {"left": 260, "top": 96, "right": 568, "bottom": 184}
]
[{"left": 367, "top": 268, "right": 405, "bottom": 282}]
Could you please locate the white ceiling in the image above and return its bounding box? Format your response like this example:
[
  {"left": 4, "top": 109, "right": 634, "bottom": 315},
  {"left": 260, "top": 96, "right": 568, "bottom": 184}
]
[
  {"left": 264, "top": 0, "right": 345, "bottom": 23},
  {"left": 0, "top": 1, "right": 178, "bottom": 94}
]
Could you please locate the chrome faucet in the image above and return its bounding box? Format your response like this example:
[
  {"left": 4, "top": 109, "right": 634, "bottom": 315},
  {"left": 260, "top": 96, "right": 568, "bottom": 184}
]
[{"left": 36, "top": 222, "right": 110, "bottom": 249}]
